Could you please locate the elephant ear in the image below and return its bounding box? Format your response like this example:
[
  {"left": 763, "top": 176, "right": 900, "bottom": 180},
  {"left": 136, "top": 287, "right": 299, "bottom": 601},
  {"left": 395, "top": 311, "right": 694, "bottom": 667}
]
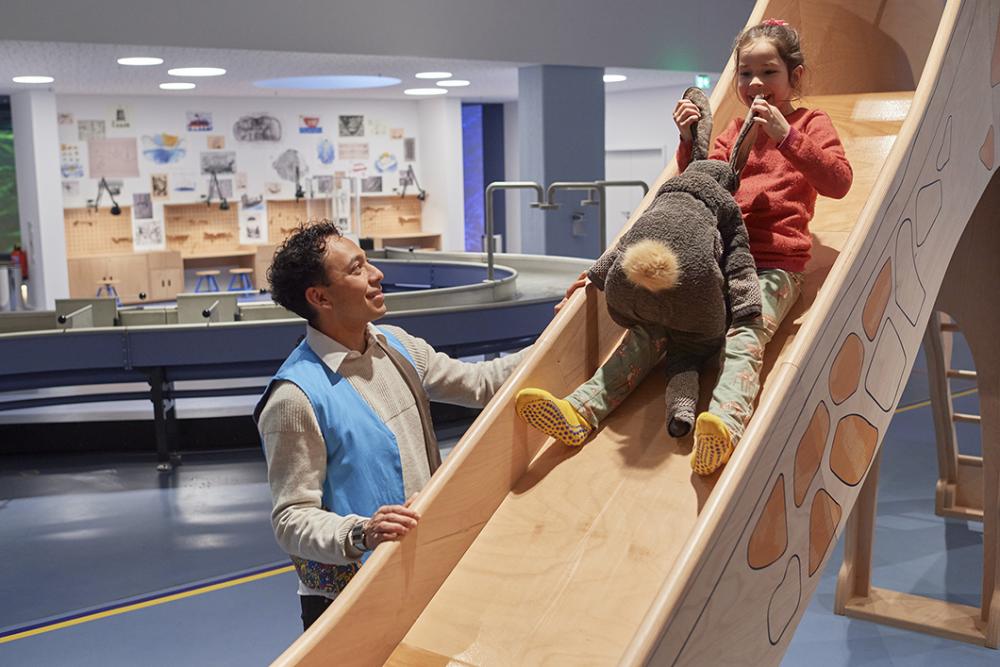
[
  {"left": 682, "top": 86, "right": 712, "bottom": 162},
  {"left": 729, "top": 97, "right": 761, "bottom": 178}
]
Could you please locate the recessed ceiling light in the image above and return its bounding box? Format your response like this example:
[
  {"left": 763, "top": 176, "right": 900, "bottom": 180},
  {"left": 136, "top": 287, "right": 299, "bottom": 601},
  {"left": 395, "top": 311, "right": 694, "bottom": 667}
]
[
  {"left": 254, "top": 75, "right": 401, "bottom": 90},
  {"left": 415, "top": 71, "right": 452, "bottom": 80},
  {"left": 404, "top": 88, "right": 448, "bottom": 96},
  {"left": 160, "top": 82, "right": 196, "bottom": 90},
  {"left": 436, "top": 79, "right": 470, "bottom": 87},
  {"left": 12, "top": 75, "right": 54, "bottom": 84},
  {"left": 117, "top": 56, "right": 164, "bottom": 66},
  {"left": 603, "top": 74, "right": 628, "bottom": 83},
  {"left": 167, "top": 67, "right": 226, "bottom": 77}
]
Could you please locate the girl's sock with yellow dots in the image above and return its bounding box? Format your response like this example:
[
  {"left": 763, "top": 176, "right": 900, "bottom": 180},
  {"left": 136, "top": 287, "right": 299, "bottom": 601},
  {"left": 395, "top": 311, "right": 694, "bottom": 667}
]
[
  {"left": 515, "top": 388, "right": 592, "bottom": 447},
  {"left": 692, "top": 412, "right": 734, "bottom": 476}
]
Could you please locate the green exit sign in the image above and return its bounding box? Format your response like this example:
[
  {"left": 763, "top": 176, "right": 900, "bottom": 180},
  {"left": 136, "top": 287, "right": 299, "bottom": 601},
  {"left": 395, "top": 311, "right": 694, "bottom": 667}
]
[{"left": 695, "top": 74, "right": 712, "bottom": 90}]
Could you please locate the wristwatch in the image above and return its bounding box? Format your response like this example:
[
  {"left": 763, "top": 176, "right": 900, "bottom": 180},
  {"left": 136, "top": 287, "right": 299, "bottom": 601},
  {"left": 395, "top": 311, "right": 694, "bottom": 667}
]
[{"left": 349, "top": 520, "right": 370, "bottom": 553}]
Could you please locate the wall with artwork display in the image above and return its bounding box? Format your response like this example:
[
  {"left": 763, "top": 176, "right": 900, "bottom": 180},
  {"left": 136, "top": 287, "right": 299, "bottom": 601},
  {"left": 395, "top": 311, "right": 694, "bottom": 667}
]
[{"left": 56, "top": 95, "right": 428, "bottom": 252}]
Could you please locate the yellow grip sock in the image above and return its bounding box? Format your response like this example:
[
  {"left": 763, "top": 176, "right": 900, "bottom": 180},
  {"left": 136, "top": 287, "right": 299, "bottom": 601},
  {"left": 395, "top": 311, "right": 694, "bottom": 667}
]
[
  {"left": 515, "top": 388, "right": 593, "bottom": 447},
  {"left": 692, "top": 412, "right": 734, "bottom": 476}
]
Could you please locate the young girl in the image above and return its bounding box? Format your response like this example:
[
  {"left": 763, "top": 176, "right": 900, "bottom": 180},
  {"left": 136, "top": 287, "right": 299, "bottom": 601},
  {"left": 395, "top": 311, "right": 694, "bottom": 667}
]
[{"left": 515, "top": 19, "right": 852, "bottom": 476}]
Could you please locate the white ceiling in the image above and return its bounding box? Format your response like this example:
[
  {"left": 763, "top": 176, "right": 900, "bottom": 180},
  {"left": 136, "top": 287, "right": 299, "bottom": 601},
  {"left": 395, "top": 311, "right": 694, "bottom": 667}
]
[
  {"left": 0, "top": 1, "right": 754, "bottom": 73},
  {"left": 0, "top": 40, "right": 712, "bottom": 102}
]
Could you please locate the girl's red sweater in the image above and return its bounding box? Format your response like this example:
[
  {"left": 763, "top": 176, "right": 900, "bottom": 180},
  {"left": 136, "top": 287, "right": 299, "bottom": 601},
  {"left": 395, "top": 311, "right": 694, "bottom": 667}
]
[{"left": 677, "top": 107, "right": 853, "bottom": 273}]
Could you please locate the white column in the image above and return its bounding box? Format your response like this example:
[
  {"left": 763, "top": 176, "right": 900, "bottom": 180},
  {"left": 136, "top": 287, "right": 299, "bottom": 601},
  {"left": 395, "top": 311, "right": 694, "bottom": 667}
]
[
  {"left": 502, "top": 101, "right": 521, "bottom": 253},
  {"left": 416, "top": 98, "right": 465, "bottom": 251},
  {"left": 11, "top": 89, "right": 67, "bottom": 309}
]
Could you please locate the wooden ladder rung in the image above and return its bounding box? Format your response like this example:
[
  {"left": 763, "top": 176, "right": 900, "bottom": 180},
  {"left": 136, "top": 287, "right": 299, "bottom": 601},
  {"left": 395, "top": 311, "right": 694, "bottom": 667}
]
[
  {"left": 939, "top": 322, "right": 960, "bottom": 332},
  {"left": 945, "top": 369, "right": 977, "bottom": 380},
  {"left": 952, "top": 413, "right": 981, "bottom": 424}
]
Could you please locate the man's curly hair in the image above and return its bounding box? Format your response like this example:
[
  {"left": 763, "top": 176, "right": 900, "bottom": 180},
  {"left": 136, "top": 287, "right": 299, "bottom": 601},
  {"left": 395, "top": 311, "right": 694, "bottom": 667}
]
[{"left": 267, "top": 220, "right": 342, "bottom": 323}]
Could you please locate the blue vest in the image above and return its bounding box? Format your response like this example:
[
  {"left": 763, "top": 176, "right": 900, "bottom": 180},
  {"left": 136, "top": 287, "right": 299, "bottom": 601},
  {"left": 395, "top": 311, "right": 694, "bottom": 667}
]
[{"left": 257, "top": 327, "right": 415, "bottom": 522}]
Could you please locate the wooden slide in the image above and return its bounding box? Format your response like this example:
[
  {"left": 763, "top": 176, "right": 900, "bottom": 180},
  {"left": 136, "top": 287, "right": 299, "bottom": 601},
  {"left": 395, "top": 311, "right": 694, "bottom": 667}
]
[{"left": 274, "top": 1, "right": 1000, "bottom": 664}]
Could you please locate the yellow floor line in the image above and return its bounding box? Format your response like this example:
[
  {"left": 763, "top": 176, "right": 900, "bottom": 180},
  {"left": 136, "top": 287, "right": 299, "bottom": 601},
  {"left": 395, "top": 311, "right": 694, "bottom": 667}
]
[
  {"left": 2, "top": 387, "right": 981, "bottom": 644},
  {"left": 0, "top": 565, "right": 294, "bottom": 644}
]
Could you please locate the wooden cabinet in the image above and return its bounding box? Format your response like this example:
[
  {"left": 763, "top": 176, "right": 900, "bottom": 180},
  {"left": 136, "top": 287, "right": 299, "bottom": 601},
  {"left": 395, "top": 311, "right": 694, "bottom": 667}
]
[{"left": 67, "top": 251, "right": 183, "bottom": 304}]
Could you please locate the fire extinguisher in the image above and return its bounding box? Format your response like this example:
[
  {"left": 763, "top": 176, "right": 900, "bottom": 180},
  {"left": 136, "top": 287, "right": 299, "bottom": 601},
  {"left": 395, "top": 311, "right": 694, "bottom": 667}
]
[{"left": 10, "top": 245, "right": 27, "bottom": 280}]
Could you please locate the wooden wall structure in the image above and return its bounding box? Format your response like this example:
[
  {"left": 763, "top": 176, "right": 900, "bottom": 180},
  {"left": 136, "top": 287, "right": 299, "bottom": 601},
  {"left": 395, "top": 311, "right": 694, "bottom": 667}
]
[{"left": 270, "top": 1, "right": 999, "bottom": 664}]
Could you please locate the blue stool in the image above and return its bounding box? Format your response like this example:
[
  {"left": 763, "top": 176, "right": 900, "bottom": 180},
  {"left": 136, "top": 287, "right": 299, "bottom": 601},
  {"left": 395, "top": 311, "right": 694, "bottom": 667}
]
[
  {"left": 194, "top": 270, "right": 221, "bottom": 293},
  {"left": 96, "top": 280, "right": 121, "bottom": 305},
  {"left": 227, "top": 268, "right": 254, "bottom": 291}
]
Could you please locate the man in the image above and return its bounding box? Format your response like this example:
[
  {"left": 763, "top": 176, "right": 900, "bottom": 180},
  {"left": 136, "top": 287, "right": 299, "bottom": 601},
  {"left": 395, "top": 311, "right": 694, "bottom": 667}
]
[{"left": 255, "top": 221, "right": 525, "bottom": 630}]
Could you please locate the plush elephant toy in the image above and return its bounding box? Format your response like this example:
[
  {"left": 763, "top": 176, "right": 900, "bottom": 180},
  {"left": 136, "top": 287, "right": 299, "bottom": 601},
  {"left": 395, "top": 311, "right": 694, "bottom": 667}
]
[{"left": 587, "top": 87, "right": 762, "bottom": 437}]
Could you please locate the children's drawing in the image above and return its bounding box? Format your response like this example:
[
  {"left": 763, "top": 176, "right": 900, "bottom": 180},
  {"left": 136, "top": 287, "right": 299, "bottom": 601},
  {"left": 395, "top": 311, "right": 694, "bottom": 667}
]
[
  {"left": 58, "top": 113, "right": 74, "bottom": 126},
  {"left": 151, "top": 174, "right": 169, "bottom": 198},
  {"left": 272, "top": 149, "right": 307, "bottom": 182},
  {"left": 239, "top": 205, "right": 268, "bottom": 244},
  {"left": 339, "top": 143, "right": 369, "bottom": 160},
  {"left": 207, "top": 135, "right": 225, "bottom": 149},
  {"left": 339, "top": 115, "right": 364, "bottom": 137},
  {"left": 365, "top": 118, "right": 386, "bottom": 135},
  {"left": 235, "top": 172, "right": 248, "bottom": 190},
  {"left": 142, "top": 133, "right": 186, "bottom": 164},
  {"left": 186, "top": 112, "right": 213, "bottom": 132},
  {"left": 404, "top": 137, "right": 416, "bottom": 161},
  {"left": 390, "top": 128, "right": 404, "bottom": 140},
  {"left": 173, "top": 174, "right": 198, "bottom": 192},
  {"left": 200, "top": 151, "right": 237, "bottom": 174},
  {"left": 78, "top": 120, "right": 106, "bottom": 140},
  {"left": 60, "top": 144, "right": 84, "bottom": 178},
  {"left": 317, "top": 139, "right": 335, "bottom": 164},
  {"left": 89, "top": 138, "right": 139, "bottom": 178},
  {"left": 314, "top": 175, "right": 334, "bottom": 194},
  {"left": 110, "top": 105, "right": 131, "bottom": 129},
  {"left": 233, "top": 114, "right": 282, "bottom": 142},
  {"left": 133, "top": 219, "right": 165, "bottom": 251},
  {"left": 299, "top": 115, "right": 322, "bottom": 134},
  {"left": 361, "top": 176, "right": 383, "bottom": 193},
  {"left": 375, "top": 152, "right": 398, "bottom": 173},
  {"left": 212, "top": 177, "right": 233, "bottom": 199},
  {"left": 132, "top": 193, "right": 153, "bottom": 219},
  {"left": 265, "top": 182, "right": 283, "bottom": 194},
  {"left": 241, "top": 193, "right": 264, "bottom": 210}
]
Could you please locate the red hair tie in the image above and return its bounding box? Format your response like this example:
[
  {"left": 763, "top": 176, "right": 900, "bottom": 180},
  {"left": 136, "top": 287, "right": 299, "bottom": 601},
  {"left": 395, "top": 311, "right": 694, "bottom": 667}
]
[{"left": 762, "top": 18, "right": 789, "bottom": 27}]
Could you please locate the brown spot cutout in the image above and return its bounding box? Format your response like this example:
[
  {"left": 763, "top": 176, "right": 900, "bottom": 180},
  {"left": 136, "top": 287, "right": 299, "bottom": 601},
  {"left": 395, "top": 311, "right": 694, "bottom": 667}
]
[
  {"left": 829, "top": 414, "right": 879, "bottom": 485},
  {"left": 748, "top": 475, "right": 788, "bottom": 569},
  {"left": 862, "top": 259, "right": 892, "bottom": 341},
  {"left": 809, "top": 489, "right": 842, "bottom": 576},
  {"left": 829, "top": 334, "right": 864, "bottom": 404},
  {"left": 794, "top": 402, "right": 830, "bottom": 507},
  {"left": 981, "top": 126, "right": 995, "bottom": 170}
]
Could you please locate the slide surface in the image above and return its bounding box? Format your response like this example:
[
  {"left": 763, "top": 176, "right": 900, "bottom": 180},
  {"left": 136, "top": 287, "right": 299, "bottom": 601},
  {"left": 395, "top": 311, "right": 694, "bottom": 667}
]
[{"left": 273, "top": 1, "right": 1000, "bottom": 664}]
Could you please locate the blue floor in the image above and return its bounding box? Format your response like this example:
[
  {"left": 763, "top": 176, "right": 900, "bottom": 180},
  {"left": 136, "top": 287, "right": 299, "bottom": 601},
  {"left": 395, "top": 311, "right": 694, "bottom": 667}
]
[{"left": 0, "top": 339, "right": 995, "bottom": 665}]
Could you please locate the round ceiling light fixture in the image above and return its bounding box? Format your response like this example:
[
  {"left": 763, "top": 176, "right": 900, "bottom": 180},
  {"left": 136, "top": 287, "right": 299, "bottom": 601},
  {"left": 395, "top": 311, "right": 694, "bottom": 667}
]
[
  {"left": 603, "top": 74, "right": 628, "bottom": 83},
  {"left": 160, "top": 82, "right": 196, "bottom": 90},
  {"left": 404, "top": 88, "right": 448, "bottom": 96},
  {"left": 12, "top": 75, "right": 54, "bottom": 84},
  {"left": 254, "top": 75, "right": 401, "bottom": 90},
  {"left": 117, "top": 56, "right": 164, "bottom": 66},
  {"left": 415, "top": 71, "right": 452, "bottom": 80},
  {"left": 436, "top": 79, "right": 470, "bottom": 87},
  {"left": 167, "top": 67, "right": 226, "bottom": 77}
]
